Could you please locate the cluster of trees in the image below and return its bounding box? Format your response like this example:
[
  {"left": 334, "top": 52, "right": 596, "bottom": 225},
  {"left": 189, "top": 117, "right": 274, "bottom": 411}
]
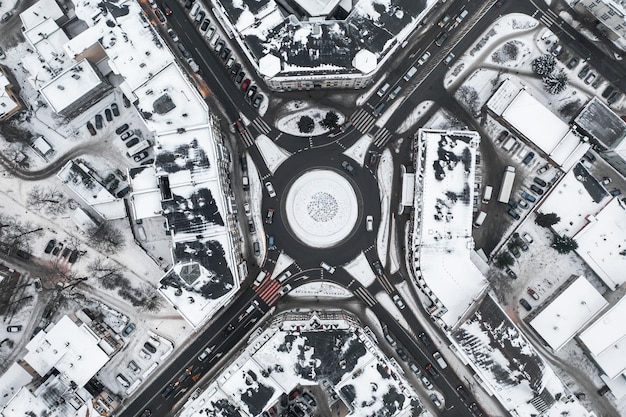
[
  {"left": 0, "top": 214, "right": 43, "bottom": 256},
  {"left": 531, "top": 54, "right": 568, "bottom": 95},
  {"left": 27, "top": 185, "right": 75, "bottom": 216},
  {"left": 297, "top": 111, "right": 339, "bottom": 133}
]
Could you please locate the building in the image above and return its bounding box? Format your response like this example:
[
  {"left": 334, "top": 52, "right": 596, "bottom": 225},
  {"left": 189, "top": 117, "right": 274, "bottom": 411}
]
[
  {"left": 578, "top": 296, "right": 626, "bottom": 399},
  {"left": 486, "top": 79, "right": 590, "bottom": 171},
  {"left": 210, "top": 0, "right": 438, "bottom": 91},
  {"left": 573, "top": 97, "right": 626, "bottom": 176},
  {"left": 0, "top": 312, "right": 121, "bottom": 417},
  {"left": 409, "top": 129, "right": 489, "bottom": 330},
  {"left": 571, "top": 0, "right": 626, "bottom": 46},
  {"left": 0, "top": 65, "right": 24, "bottom": 122},
  {"left": 528, "top": 276, "right": 608, "bottom": 351}
]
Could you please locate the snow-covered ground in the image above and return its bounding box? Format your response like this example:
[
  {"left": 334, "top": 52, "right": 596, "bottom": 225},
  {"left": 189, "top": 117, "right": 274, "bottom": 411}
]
[{"left": 274, "top": 102, "right": 345, "bottom": 137}]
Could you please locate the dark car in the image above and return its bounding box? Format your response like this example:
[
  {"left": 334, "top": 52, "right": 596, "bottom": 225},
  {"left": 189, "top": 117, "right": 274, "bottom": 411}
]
[
  {"left": 116, "top": 186, "right": 131, "bottom": 198},
  {"left": 162, "top": 2, "right": 172, "bottom": 15},
  {"left": 495, "top": 0, "right": 506, "bottom": 6},
  {"left": 235, "top": 71, "right": 245, "bottom": 83},
  {"left": 61, "top": 248, "right": 71, "bottom": 259},
  {"left": 469, "top": 403, "right": 484, "bottom": 417},
  {"left": 200, "top": 19, "right": 210, "bottom": 31},
  {"left": 602, "top": 85, "right": 614, "bottom": 99},
  {"left": 519, "top": 298, "right": 532, "bottom": 311},
  {"left": 241, "top": 78, "right": 251, "bottom": 91},
  {"left": 144, "top": 342, "right": 157, "bottom": 353},
  {"left": 509, "top": 244, "right": 521, "bottom": 258},
  {"left": 578, "top": 65, "right": 590, "bottom": 79},
  {"left": 195, "top": 10, "right": 205, "bottom": 24},
  {"left": 266, "top": 208, "right": 274, "bottom": 224},
  {"left": 418, "top": 331, "right": 432, "bottom": 346},
  {"left": 44, "top": 239, "right": 56, "bottom": 254},
  {"left": 435, "top": 31, "right": 448, "bottom": 47},
  {"left": 456, "top": 385, "right": 472, "bottom": 404},
  {"left": 115, "top": 123, "right": 129, "bottom": 134},
  {"left": 177, "top": 42, "right": 191, "bottom": 58},
  {"left": 161, "top": 385, "right": 173, "bottom": 398},
  {"left": 533, "top": 177, "right": 547, "bottom": 187},
  {"left": 184, "top": 0, "right": 193, "bottom": 8},
  {"left": 111, "top": 102, "right": 120, "bottom": 116},
  {"left": 87, "top": 121, "right": 97, "bottom": 136},
  {"left": 246, "top": 85, "right": 257, "bottom": 101},
  {"left": 505, "top": 268, "right": 517, "bottom": 279},
  {"left": 610, "top": 188, "right": 622, "bottom": 197},
  {"left": 252, "top": 94, "right": 264, "bottom": 108},
  {"left": 1, "top": 11, "right": 13, "bottom": 22},
  {"left": 566, "top": 57, "right": 579, "bottom": 69},
  {"left": 395, "top": 348, "right": 409, "bottom": 362},
  {"left": 220, "top": 47, "right": 230, "bottom": 60},
  {"left": 231, "top": 63, "right": 241, "bottom": 76},
  {"left": 133, "top": 151, "right": 149, "bottom": 162},
  {"left": 95, "top": 114, "right": 103, "bottom": 129},
  {"left": 607, "top": 91, "right": 622, "bottom": 105},
  {"left": 425, "top": 363, "right": 439, "bottom": 378},
  {"left": 530, "top": 184, "right": 544, "bottom": 195},
  {"left": 235, "top": 119, "right": 245, "bottom": 134},
  {"left": 372, "top": 261, "right": 384, "bottom": 276},
  {"left": 68, "top": 250, "right": 79, "bottom": 263},
  {"left": 522, "top": 151, "right": 534, "bottom": 165},
  {"left": 126, "top": 137, "right": 140, "bottom": 148},
  {"left": 302, "top": 392, "right": 316, "bottom": 407},
  {"left": 521, "top": 191, "right": 536, "bottom": 202},
  {"left": 507, "top": 209, "right": 520, "bottom": 220},
  {"left": 104, "top": 108, "right": 113, "bottom": 122}
]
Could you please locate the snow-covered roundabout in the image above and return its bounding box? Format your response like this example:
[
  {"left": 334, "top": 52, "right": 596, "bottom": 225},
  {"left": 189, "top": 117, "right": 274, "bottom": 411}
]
[{"left": 285, "top": 169, "right": 359, "bottom": 248}]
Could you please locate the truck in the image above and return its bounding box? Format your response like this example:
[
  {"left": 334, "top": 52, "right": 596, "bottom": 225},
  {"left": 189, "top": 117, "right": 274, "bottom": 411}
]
[
  {"left": 473, "top": 211, "right": 487, "bottom": 228},
  {"left": 498, "top": 166, "right": 516, "bottom": 203},
  {"left": 126, "top": 139, "right": 151, "bottom": 157},
  {"left": 482, "top": 185, "right": 493, "bottom": 204}
]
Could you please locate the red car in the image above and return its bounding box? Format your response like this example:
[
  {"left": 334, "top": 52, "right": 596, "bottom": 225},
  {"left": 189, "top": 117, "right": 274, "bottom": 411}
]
[
  {"left": 241, "top": 78, "right": 251, "bottom": 92},
  {"left": 235, "top": 120, "right": 245, "bottom": 134},
  {"left": 162, "top": 2, "right": 172, "bottom": 15},
  {"left": 527, "top": 288, "right": 540, "bottom": 300}
]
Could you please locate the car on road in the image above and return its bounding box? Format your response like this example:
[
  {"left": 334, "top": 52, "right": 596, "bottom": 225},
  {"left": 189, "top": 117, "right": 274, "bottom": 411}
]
[
  {"left": 421, "top": 375, "right": 433, "bottom": 389},
  {"left": 265, "top": 208, "right": 275, "bottom": 224},
  {"left": 279, "top": 284, "right": 292, "bottom": 297},
  {"left": 167, "top": 28, "right": 179, "bottom": 42},
  {"left": 430, "top": 393, "right": 442, "bottom": 407},
  {"left": 444, "top": 53, "right": 455, "bottom": 66},
  {"left": 417, "top": 51, "right": 430, "bottom": 66},
  {"left": 161, "top": 385, "right": 173, "bottom": 398},
  {"left": 527, "top": 287, "right": 540, "bottom": 300},
  {"left": 341, "top": 160, "right": 355, "bottom": 175},
  {"left": 418, "top": 331, "right": 432, "bottom": 346},
  {"left": 243, "top": 202, "right": 251, "bottom": 217},
  {"left": 84, "top": 120, "right": 96, "bottom": 136},
  {"left": 162, "top": 3, "right": 172, "bottom": 15},
  {"left": 198, "top": 346, "right": 212, "bottom": 361},
  {"left": 392, "top": 294, "right": 405, "bottom": 309},
  {"left": 437, "top": 15, "right": 451, "bottom": 27},
  {"left": 425, "top": 363, "right": 439, "bottom": 378},
  {"left": 505, "top": 268, "right": 517, "bottom": 279},
  {"left": 520, "top": 298, "right": 532, "bottom": 311},
  {"left": 366, "top": 215, "right": 374, "bottom": 232},
  {"left": 122, "top": 323, "right": 136, "bottom": 336},
  {"left": 395, "top": 348, "right": 409, "bottom": 362},
  {"left": 1, "top": 11, "right": 13, "bottom": 22},
  {"left": 265, "top": 181, "right": 276, "bottom": 198},
  {"left": 435, "top": 32, "right": 448, "bottom": 47},
  {"left": 7, "top": 325, "right": 22, "bottom": 332},
  {"left": 601, "top": 177, "right": 612, "bottom": 185},
  {"left": 177, "top": 42, "right": 191, "bottom": 58},
  {"left": 235, "top": 119, "right": 245, "bottom": 134},
  {"left": 141, "top": 410, "right": 152, "bottom": 417}
]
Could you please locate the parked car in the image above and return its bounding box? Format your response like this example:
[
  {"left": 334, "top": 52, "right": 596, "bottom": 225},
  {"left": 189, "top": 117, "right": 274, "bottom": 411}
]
[
  {"left": 505, "top": 268, "right": 517, "bottom": 279},
  {"left": 115, "top": 124, "right": 129, "bottom": 134},
  {"left": 252, "top": 94, "right": 264, "bottom": 108},
  {"left": 395, "top": 348, "right": 409, "bottom": 362},
  {"left": 521, "top": 191, "right": 536, "bottom": 202},
  {"left": 167, "top": 28, "right": 179, "bottom": 42},
  {"left": 246, "top": 85, "right": 257, "bottom": 101},
  {"left": 111, "top": 102, "right": 120, "bottom": 116},
  {"left": 602, "top": 85, "right": 615, "bottom": 99},
  {"left": 126, "top": 137, "right": 140, "bottom": 148},
  {"left": 235, "top": 71, "right": 245, "bottom": 83},
  {"left": 235, "top": 119, "right": 245, "bottom": 134},
  {"left": 507, "top": 209, "right": 520, "bottom": 220},
  {"left": 241, "top": 78, "right": 251, "bottom": 91},
  {"left": 122, "top": 323, "right": 136, "bottom": 336},
  {"left": 421, "top": 375, "right": 433, "bottom": 389},
  {"left": 220, "top": 47, "right": 230, "bottom": 60},
  {"left": 7, "top": 325, "right": 22, "bottom": 332},
  {"left": 601, "top": 177, "right": 612, "bottom": 185},
  {"left": 523, "top": 233, "right": 533, "bottom": 244},
  {"left": 519, "top": 298, "right": 532, "bottom": 311},
  {"left": 533, "top": 177, "right": 547, "bottom": 187},
  {"left": 518, "top": 199, "right": 529, "bottom": 209},
  {"left": 584, "top": 73, "right": 596, "bottom": 85},
  {"left": 231, "top": 63, "right": 241, "bottom": 76},
  {"left": 200, "top": 18, "right": 210, "bottom": 31},
  {"left": 527, "top": 288, "right": 540, "bottom": 300},
  {"left": 133, "top": 151, "right": 150, "bottom": 163},
  {"left": 430, "top": 393, "right": 442, "bottom": 407},
  {"left": 139, "top": 349, "right": 151, "bottom": 360},
  {"left": 522, "top": 151, "right": 535, "bottom": 165},
  {"left": 1, "top": 11, "right": 13, "bottom": 22},
  {"left": 44, "top": 239, "right": 56, "bottom": 254},
  {"left": 121, "top": 131, "right": 133, "bottom": 140},
  {"left": 530, "top": 184, "right": 544, "bottom": 195},
  {"left": 143, "top": 342, "right": 157, "bottom": 353},
  {"left": 409, "top": 361, "right": 421, "bottom": 375},
  {"left": 278, "top": 284, "right": 292, "bottom": 296},
  {"left": 105, "top": 108, "right": 113, "bottom": 121},
  {"left": 116, "top": 374, "right": 130, "bottom": 388},
  {"left": 578, "top": 65, "right": 590, "bottom": 79},
  {"left": 509, "top": 244, "right": 521, "bottom": 258}
]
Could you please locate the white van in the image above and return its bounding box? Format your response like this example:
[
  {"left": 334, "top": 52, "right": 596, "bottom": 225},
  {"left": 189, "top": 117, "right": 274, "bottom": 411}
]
[
  {"left": 320, "top": 262, "right": 336, "bottom": 274},
  {"left": 277, "top": 270, "right": 292, "bottom": 283},
  {"left": 473, "top": 211, "right": 487, "bottom": 228},
  {"left": 482, "top": 186, "right": 493, "bottom": 203},
  {"left": 253, "top": 271, "right": 267, "bottom": 286},
  {"left": 502, "top": 137, "right": 516, "bottom": 151},
  {"left": 433, "top": 351, "right": 448, "bottom": 369},
  {"left": 403, "top": 66, "right": 417, "bottom": 81},
  {"left": 126, "top": 139, "right": 151, "bottom": 157},
  {"left": 189, "top": 2, "right": 200, "bottom": 17}
]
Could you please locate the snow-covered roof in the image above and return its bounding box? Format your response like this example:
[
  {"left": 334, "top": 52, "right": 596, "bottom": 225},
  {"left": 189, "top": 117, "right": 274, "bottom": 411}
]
[
  {"left": 70, "top": 207, "right": 98, "bottom": 231},
  {"left": 574, "top": 197, "right": 626, "bottom": 290},
  {"left": 20, "top": 0, "right": 65, "bottom": 30},
  {"left": 574, "top": 97, "right": 626, "bottom": 149},
  {"left": 579, "top": 296, "right": 626, "bottom": 380},
  {"left": 539, "top": 163, "right": 610, "bottom": 236},
  {"left": 39, "top": 60, "right": 104, "bottom": 114},
  {"left": 215, "top": 0, "right": 436, "bottom": 77},
  {"left": 411, "top": 129, "right": 488, "bottom": 328},
  {"left": 529, "top": 276, "right": 607, "bottom": 351},
  {"left": 178, "top": 310, "right": 418, "bottom": 417},
  {"left": 0, "top": 363, "right": 34, "bottom": 408},
  {"left": 487, "top": 79, "right": 589, "bottom": 170},
  {"left": 129, "top": 166, "right": 163, "bottom": 219},
  {"left": 453, "top": 295, "right": 594, "bottom": 417},
  {"left": 0, "top": 69, "right": 22, "bottom": 119},
  {"left": 23, "top": 315, "right": 110, "bottom": 387},
  {"left": 57, "top": 161, "right": 116, "bottom": 206}
]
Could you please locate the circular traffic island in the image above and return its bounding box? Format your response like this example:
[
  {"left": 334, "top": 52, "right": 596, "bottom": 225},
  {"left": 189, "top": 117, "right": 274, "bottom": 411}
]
[{"left": 284, "top": 169, "right": 360, "bottom": 248}]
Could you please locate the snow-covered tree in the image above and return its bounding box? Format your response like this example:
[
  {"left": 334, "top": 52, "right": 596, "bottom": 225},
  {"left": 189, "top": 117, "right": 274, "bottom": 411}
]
[
  {"left": 531, "top": 54, "right": 556, "bottom": 76},
  {"left": 552, "top": 234, "right": 578, "bottom": 254},
  {"left": 543, "top": 70, "right": 568, "bottom": 95},
  {"left": 297, "top": 116, "right": 314, "bottom": 134}
]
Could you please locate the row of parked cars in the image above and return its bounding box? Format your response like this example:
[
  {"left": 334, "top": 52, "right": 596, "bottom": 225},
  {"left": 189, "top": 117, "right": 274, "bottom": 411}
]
[
  {"left": 115, "top": 123, "right": 153, "bottom": 166},
  {"left": 87, "top": 103, "right": 120, "bottom": 135}
]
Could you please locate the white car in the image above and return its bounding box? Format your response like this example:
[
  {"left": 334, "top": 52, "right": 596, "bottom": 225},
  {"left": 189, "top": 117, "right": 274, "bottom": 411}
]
[
  {"left": 418, "top": 51, "right": 431, "bottom": 66},
  {"left": 265, "top": 181, "right": 276, "bottom": 198},
  {"left": 366, "top": 215, "right": 373, "bottom": 232},
  {"left": 522, "top": 233, "right": 533, "bottom": 244},
  {"left": 279, "top": 284, "right": 292, "bottom": 296},
  {"left": 243, "top": 202, "right": 251, "bottom": 218},
  {"left": 116, "top": 374, "right": 130, "bottom": 388},
  {"left": 392, "top": 294, "right": 406, "bottom": 309}
]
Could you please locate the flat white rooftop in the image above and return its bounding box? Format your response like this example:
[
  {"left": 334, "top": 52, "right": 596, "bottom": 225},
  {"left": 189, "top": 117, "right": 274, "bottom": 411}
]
[
  {"left": 579, "top": 296, "right": 626, "bottom": 379},
  {"left": 39, "top": 60, "right": 102, "bottom": 114},
  {"left": 529, "top": 276, "right": 607, "bottom": 351}
]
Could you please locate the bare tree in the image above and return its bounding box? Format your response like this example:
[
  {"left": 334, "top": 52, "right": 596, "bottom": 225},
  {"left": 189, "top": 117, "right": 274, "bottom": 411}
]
[
  {"left": 0, "top": 214, "right": 43, "bottom": 255},
  {"left": 88, "top": 257, "right": 129, "bottom": 290},
  {"left": 27, "top": 185, "right": 69, "bottom": 216},
  {"left": 88, "top": 223, "right": 125, "bottom": 254}
]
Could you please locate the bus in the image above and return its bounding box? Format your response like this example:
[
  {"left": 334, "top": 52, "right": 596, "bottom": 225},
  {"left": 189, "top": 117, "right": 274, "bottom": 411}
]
[
  {"left": 498, "top": 166, "right": 516, "bottom": 203},
  {"left": 482, "top": 186, "right": 493, "bottom": 204}
]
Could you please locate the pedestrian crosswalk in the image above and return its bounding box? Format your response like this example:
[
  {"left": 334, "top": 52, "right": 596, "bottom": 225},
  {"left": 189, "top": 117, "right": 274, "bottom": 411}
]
[
  {"left": 350, "top": 109, "right": 376, "bottom": 133},
  {"left": 377, "top": 274, "right": 394, "bottom": 294},
  {"left": 373, "top": 127, "right": 392, "bottom": 148},
  {"left": 539, "top": 9, "right": 558, "bottom": 27},
  {"left": 253, "top": 276, "right": 282, "bottom": 307},
  {"left": 354, "top": 286, "right": 377, "bottom": 307},
  {"left": 252, "top": 117, "right": 271, "bottom": 134},
  {"left": 240, "top": 130, "right": 255, "bottom": 148}
]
